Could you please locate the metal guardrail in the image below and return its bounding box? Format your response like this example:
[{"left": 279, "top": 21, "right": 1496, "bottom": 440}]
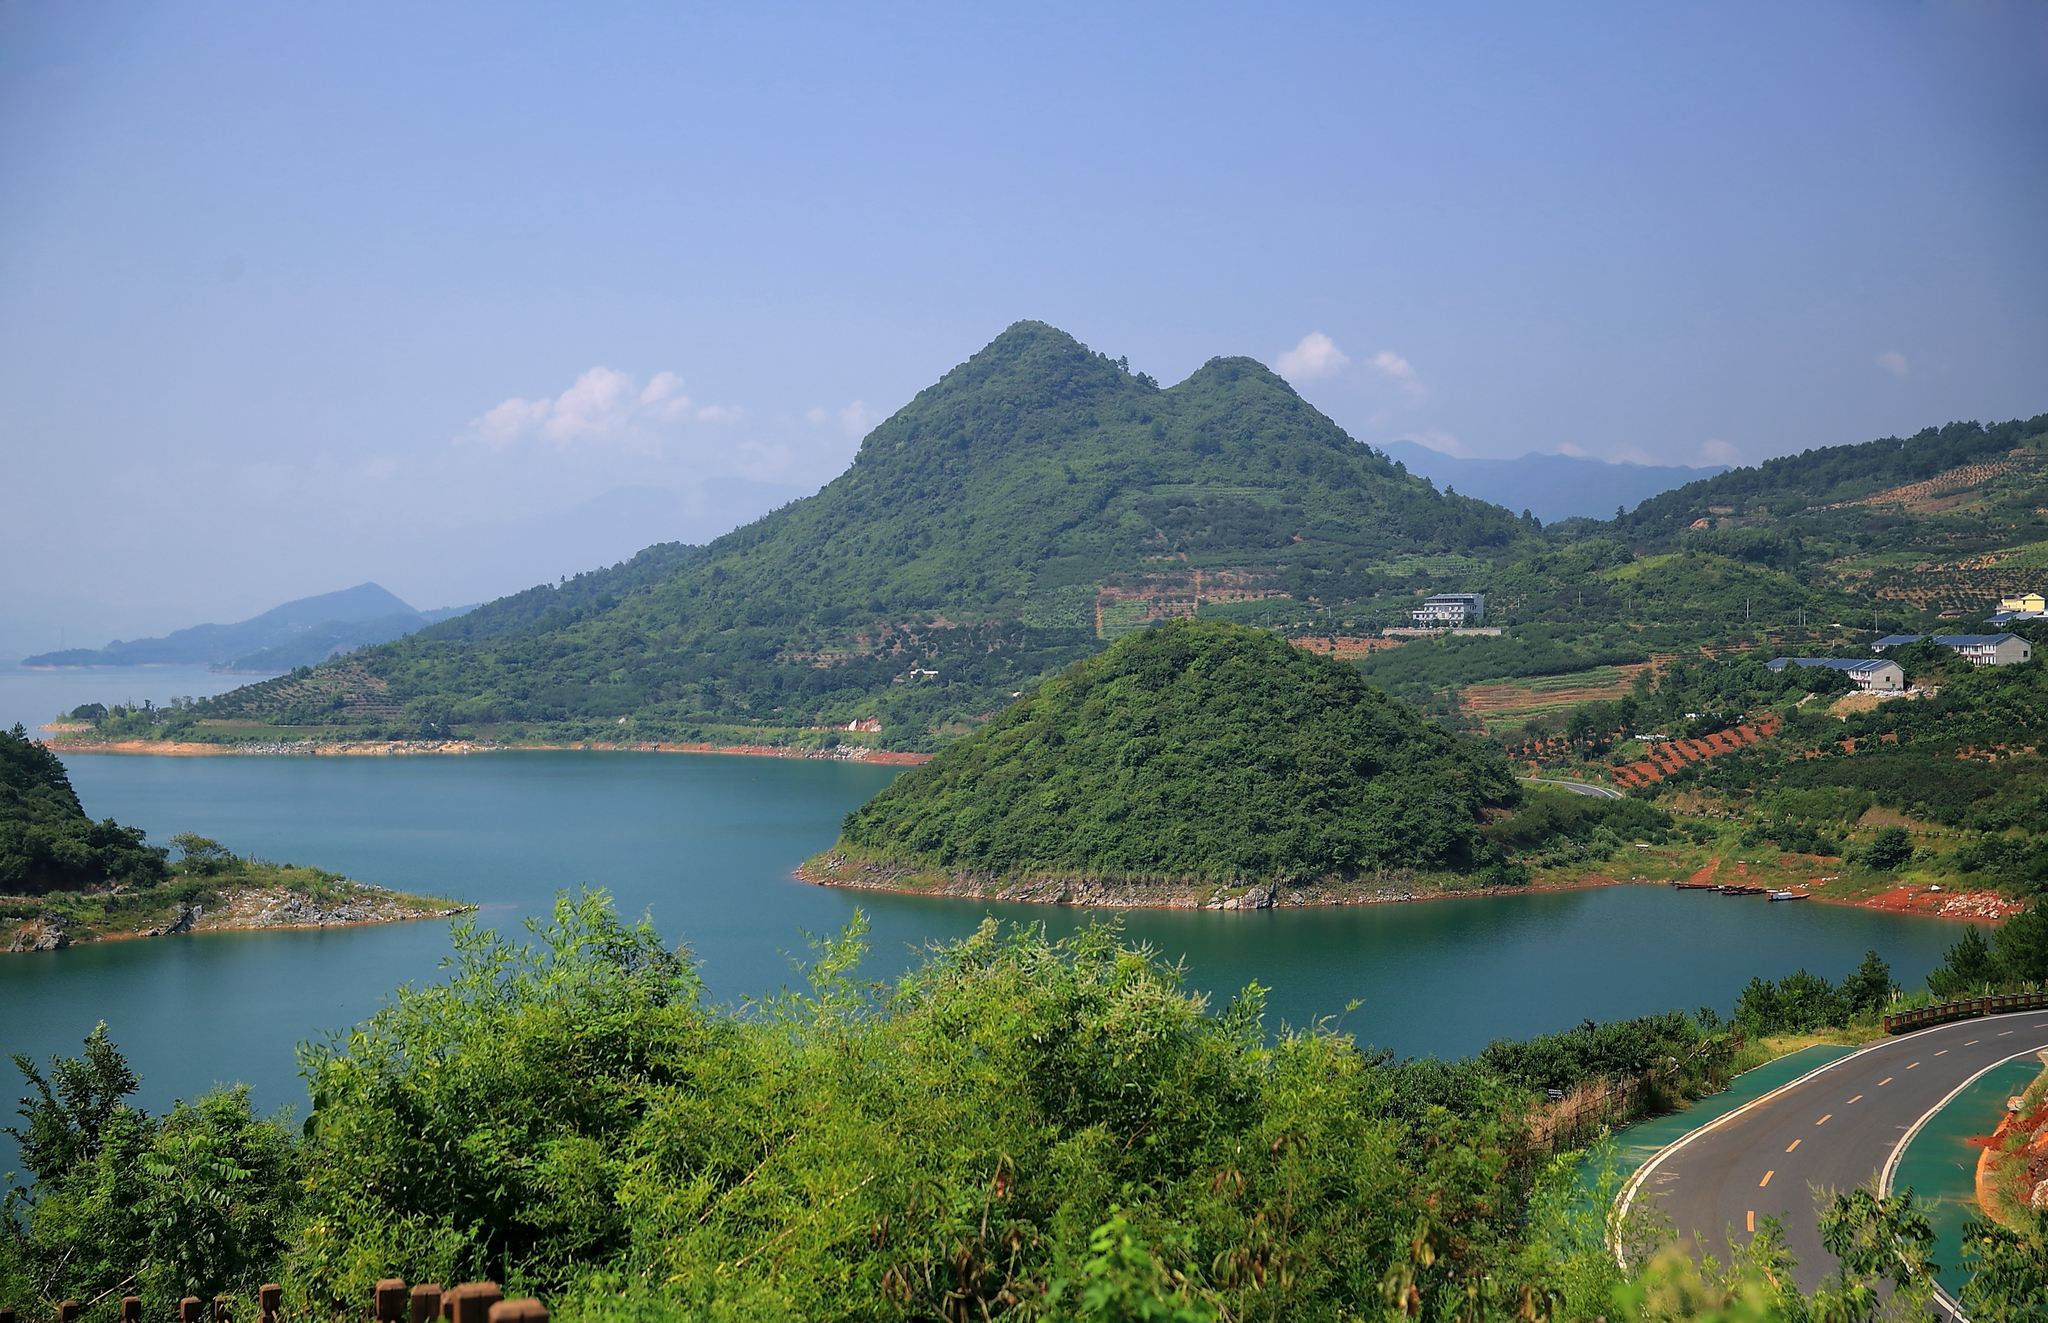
[{"left": 1882, "top": 989, "right": 2048, "bottom": 1034}]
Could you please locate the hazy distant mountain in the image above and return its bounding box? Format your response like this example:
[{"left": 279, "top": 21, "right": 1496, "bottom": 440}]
[
  {"left": 22, "top": 583, "right": 470, "bottom": 671},
  {"left": 1379, "top": 441, "right": 1727, "bottom": 523}
]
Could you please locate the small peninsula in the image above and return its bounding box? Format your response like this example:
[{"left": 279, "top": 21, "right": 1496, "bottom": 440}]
[
  {"left": 804, "top": 619, "right": 1526, "bottom": 907},
  {"left": 1, "top": 724, "right": 468, "bottom": 953}
]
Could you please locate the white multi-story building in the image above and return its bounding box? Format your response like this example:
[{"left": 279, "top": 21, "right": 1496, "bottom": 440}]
[
  {"left": 1409, "top": 592, "right": 1486, "bottom": 627},
  {"left": 1872, "top": 633, "right": 2033, "bottom": 666},
  {"left": 1766, "top": 657, "right": 1906, "bottom": 693}
]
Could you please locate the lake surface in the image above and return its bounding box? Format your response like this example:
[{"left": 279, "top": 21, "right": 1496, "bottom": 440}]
[
  {"left": 0, "top": 662, "right": 262, "bottom": 732},
  {"left": 3, "top": 747, "right": 1977, "bottom": 1184}
]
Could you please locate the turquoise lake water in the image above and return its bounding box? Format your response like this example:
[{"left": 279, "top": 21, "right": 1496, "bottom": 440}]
[{"left": 0, "top": 665, "right": 1978, "bottom": 1179}]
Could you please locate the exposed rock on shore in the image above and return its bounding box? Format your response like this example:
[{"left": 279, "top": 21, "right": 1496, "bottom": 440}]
[
  {"left": 8, "top": 916, "right": 73, "bottom": 952},
  {"left": 4, "top": 883, "right": 473, "bottom": 955},
  {"left": 798, "top": 852, "right": 1508, "bottom": 911}
]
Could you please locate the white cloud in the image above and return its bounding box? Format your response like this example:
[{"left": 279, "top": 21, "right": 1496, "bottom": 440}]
[
  {"left": 805, "top": 406, "right": 831, "bottom": 426},
  {"left": 1553, "top": 441, "right": 1590, "bottom": 458},
  {"left": 543, "top": 367, "right": 634, "bottom": 443},
  {"left": 1274, "top": 331, "right": 1350, "bottom": 381},
  {"left": 465, "top": 367, "right": 737, "bottom": 447},
  {"left": 1698, "top": 438, "right": 1741, "bottom": 465},
  {"left": 1875, "top": 350, "right": 1909, "bottom": 378},
  {"left": 476, "top": 396, "right": 551, "bottom": 447},
  {"left": 1367, "top": 350, "right": 1414, "bottom": 381},
  {"left": 1367, "top": 349, "right": 1431, "bottom": 404}
]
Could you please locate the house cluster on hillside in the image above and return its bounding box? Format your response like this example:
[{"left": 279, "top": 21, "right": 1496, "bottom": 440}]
[
  {"left": 1765, "top": 657, "right": 1905, "bottom": 693},
  {"left": 1871, "top": 632, "right": 2033, "bottom": 666},
  {"left": 1987, "top": 591, "right": 2046, "bottom": 627},
  {"left": 1409, "top": 592, "right": 1485, "bottom": 627}
]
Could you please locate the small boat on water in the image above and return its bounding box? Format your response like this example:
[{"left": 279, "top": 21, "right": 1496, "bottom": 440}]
[
  {"left": 1718, "top": 884, "right": 1767, "bottom": 897},
  {"left": 1671, "top": 881, "right": 1719, "bottom": 890},
  {"left": 1769, "top": 890, "right": 1810, "bottom": 902}
]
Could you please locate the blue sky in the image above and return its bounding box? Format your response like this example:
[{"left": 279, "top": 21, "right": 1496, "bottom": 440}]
[{"left": 2, "top": 2, "right": 2044, "bottom": 650}]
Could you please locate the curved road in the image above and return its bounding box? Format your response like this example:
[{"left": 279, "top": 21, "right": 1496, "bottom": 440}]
[
  {"left": 1519, "top": 776, "right": 1623, "bottom": 800},
  {"left": 1621, "top": 1012, "right": 2048, "bottom": 1308}
]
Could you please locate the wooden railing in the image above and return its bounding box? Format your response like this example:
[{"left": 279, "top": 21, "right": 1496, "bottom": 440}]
[
  {"left": 1882, "top": 989, "right": 2048, "bottom": 1035},
  {"left": 3, "top": 1278, "right": 546, "bottom": 1323}
]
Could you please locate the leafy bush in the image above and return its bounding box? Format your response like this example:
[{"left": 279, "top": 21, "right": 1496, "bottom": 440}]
[{"left": 1854, "top": 827, "right": 1914, "bottom": 872}]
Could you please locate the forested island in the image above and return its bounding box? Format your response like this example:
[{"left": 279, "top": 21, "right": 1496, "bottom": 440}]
[
  {"left": 0, "top": 725, "right": 467, "bottom": 952},
  {"left": 809, "top": 620, "right": 1540, "bottom": 906}
]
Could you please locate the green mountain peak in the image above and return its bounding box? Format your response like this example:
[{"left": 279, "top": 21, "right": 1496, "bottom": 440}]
[{"left": 187, "top": 325, "right": 1534, "bottom": 748}]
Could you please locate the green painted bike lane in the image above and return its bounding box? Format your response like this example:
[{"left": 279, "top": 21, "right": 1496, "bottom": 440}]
[
  {"left": 1581, "top": 1044, "right": 1859, "bottom": 1205},
  {"left": 1888, "top": 1056, "right": 2043, "bottom": 1309}
]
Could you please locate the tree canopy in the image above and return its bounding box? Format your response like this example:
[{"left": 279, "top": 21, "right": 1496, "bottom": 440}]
[
  {"left": 0, "top": 725, "right": 167, "bottom": 895},
  {"left": 837, "top": 619, "right": 1521, "bottom": 883}
]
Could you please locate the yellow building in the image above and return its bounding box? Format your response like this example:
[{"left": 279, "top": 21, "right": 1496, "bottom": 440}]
[{"left": 1997, "top": 592, "right": 2046, "bottom": 613}]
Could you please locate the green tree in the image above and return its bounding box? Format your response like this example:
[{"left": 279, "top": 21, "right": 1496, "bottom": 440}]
[
  {"left": 1856, "top": 827, "right": 1914, "bottom": 872},
  {"left": 1928, "top": 926, "right": 1997, "bottom": 997},
  {"left": 1811, "top": 1186, "right": 1936, "bottom": 1320},
  {"left": 1989, "top": 904, "right": 2048, "bottom": 984},
  {"left": 171, "top": 833, "right": 235, "bottom": 876},
  {"left": 7, "top": 1022, "right": 140, "bottom": 1182},
  {"left": 1840, "top": 951, "right": 1894, "bottom": 1017},
  {"left": 1958, "top": 1213, "right": 2048, "bottom": 1322}
]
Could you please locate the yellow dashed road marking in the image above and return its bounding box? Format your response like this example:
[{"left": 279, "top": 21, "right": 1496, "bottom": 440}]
[
  {"left": 1879, "top": 1077, "right": 1894, "bottom": 1087},
  {"left": 1785, "top": 1139, "right": 1801, "bottom": 1153},
  {"left": 1846, "top": 1095, "right": 1863, "bottom": 1105},
  {"left": 1816, "top": 1113, "right": 1832, "bottom": 1125},
  {"left": 1760, "top": 1170, "right": 1774, "bottom": 1188}
]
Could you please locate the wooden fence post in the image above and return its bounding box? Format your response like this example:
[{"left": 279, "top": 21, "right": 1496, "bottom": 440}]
[
  {"left": 258, "top": 1286, "right": 280, "bottom": 1323},
  {"left": 57, "top": 1304, "right": 78, "bottom": 1323},
  {"left": 447, "top": 1284, "right": 503, "bottom": 1323},
  {"left": 122, "top": 1300, "right": 142, "bottom": 1323},
  {"left": 212, "top": 1297, "right": 231, "bottom": 1323},
  {"left": 179, "top": 1299, "right": 201, "bottom": 1323},
  {"left": 408, "top": 1285, "right": 443, "bottom": 1323},
  {"left": 487, "top": 1303, "right": 547, "bottom": 1323},
  {"left": 375, "top": 1279, "right": 408, "bottom": 1323}
]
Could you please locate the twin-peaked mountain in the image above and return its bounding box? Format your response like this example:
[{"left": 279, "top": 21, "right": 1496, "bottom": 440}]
[{"left": 197, "top": 322, "right": 1535, "bottom": 746}]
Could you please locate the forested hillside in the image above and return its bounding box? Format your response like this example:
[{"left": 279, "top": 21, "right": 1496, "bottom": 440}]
[
  {"left": 1613, "top": 415, "right": 2048, "bottom": 617},
  {"left": 830, "top": 619, "right": 1521, "bottom": 888},
  {"left": 172, "top": 323, "right": 1535, "bottom": 747},
  {"left": 0, "top": 724, "right": 166, "bottom": 893}
]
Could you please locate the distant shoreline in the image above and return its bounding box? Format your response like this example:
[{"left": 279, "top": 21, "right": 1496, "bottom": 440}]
[{"left": 47, "top": 734, "right": 934, "bottom": 765}]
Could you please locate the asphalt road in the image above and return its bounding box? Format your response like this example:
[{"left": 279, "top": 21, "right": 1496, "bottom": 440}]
[
  {"left": 1519, "top": 776, "right": 1623, "bottom": 799},
  {"left": 1621, "top": 1012, "right": 2048, "bottom": 1304}
]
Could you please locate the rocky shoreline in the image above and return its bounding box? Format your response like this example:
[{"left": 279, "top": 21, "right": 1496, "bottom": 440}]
[
  {"left": 4, "top": 883, "right": 473, "bottom": 954},
  {"left": 795, "top": 852, "right": 1553, "bottom": 910}
]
